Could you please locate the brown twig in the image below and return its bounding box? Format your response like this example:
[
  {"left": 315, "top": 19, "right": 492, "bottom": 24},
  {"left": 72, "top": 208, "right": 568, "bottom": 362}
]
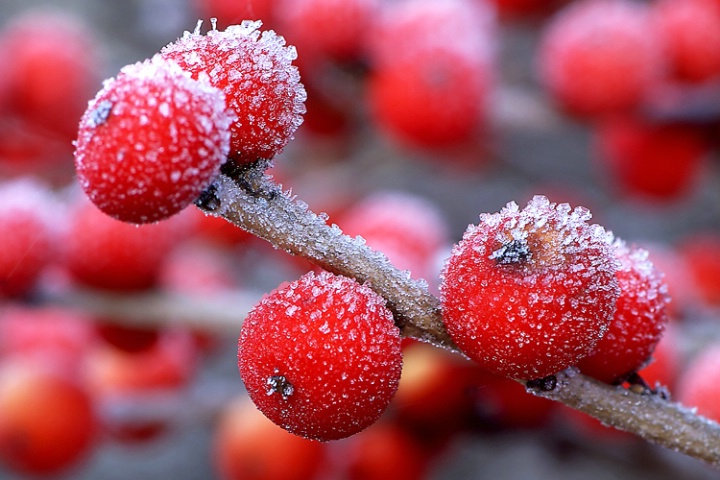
[{"left": 194, "top": 163, "right": 720, "bottom": 468}]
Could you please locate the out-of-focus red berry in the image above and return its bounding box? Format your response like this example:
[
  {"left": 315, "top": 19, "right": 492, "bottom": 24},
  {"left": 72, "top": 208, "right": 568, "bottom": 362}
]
[
  {"left": 678, "top": 343, "right": 720, "bottom": 423},
  {"left": 214, "top": 398, "right": 326, "bottom": 480},
  {"left": 677, "top": 232, "right": 720, "bottom": 306},
  {"left": 594, "top": 117, "right": 708, "bottom": 199},
  {"left": 538, "top": 0, "right": 664, "bottom": 118},
  {"left": 653, "top": 0, "right": 720, "bottom": 83},
  {"left": 0, "top": 360, "right": 97, "bottom": 475}
]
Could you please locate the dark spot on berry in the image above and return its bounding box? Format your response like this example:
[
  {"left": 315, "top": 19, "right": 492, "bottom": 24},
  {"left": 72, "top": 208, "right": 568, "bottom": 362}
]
[
  {"left": 526, "top": 375, "right": 557, "bottom": 392},
  {"left": 89, "top": 100, "right": 113, "bottom": 127},
  {"left": 267, "top": 374, "right": 294, "bottom": 401},
  {"left": 195, "top": 183, "right": 221, "bottom": 211},
  {"left": 490, "top": 238, "right": 531, "bottom": 265}
]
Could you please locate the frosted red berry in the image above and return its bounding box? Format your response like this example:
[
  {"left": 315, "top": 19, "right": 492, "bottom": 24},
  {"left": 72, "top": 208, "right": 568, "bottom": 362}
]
[
  {"left": 441, "top": 196, "right": 620, "bottom": 380},
  {"left": 537, "top": 0, "right": 663, "bottom": 118},
  {"left": 74, "top": 55, "right": 232, "bottom": 224},
  {"left": 577, "top": 240, "right": 670, "bottom": 384},
  {"left": 238, "top": 271, "right": 402, "bottom": 441},
  {"left": 161, "top": 20, "right": 306, "bottom": 164}
]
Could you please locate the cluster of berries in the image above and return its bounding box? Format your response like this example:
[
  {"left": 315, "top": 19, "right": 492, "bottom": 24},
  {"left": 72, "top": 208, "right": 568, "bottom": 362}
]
[
  {"left": 537, "top": 0, "right": 720, "bottom": 199},
  {"left": 75, "top": 19, "right": 306, "bottom": 224}
]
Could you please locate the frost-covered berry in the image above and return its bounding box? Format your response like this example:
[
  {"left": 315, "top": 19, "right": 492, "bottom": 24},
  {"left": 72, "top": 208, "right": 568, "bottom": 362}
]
[
  {"left": 537, "top": 0, "right": 663, "bottom": 118},
  {"left": 441, "top": 195, "right": 620, "bottom": 380},
  {"left": 238, "top": 271, "right": 402, "bottom": 441},
  {"left": 161, "top": 20, "right": 306, "bottom": 164},
  {"left": 74, "top": 55, "right": 233, "bottom": 224},
  {"left": 577, "top": 240, "right": 670, "bottom": 384}
]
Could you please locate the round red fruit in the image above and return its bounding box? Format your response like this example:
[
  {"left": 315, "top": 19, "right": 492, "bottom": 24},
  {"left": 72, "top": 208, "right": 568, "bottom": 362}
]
[
  {"left": 0, "top": 360, "right": 97, "bottom": 475},
  {"left": 441, "top": 195, "right": 620, "bottom": 380},
  {"left": 537, "top": 0, "right": 663, "bottom": 118},
  {"left": 678, "top": 343, "right": 720, "bottom": 424},
  {"left": 0, "top": 179, "right": 55, "bottom": 299},
  {"left": 74, "top": 55, "right": 232, "bottom": 224},
  {"left": 161, "top": 20, "right": 306, "bottom": 164},
  {"left": 577, "top": 240, "right": 670, "bottom": 384},
  {"left": 594, "top": 117, "right": 708, "bottom": 199},
  {"left": 214, "top": 398, "right": 326, "bottom": 480},
  {"left": 238, "top": 271, "right": 402, "bottom": 441}
]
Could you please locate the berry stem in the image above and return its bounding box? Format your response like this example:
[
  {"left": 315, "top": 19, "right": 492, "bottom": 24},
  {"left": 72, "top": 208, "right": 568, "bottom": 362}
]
[
  {"left": 198, "top": 162, "right": 453, "bottom": 348},
  {"left": 197, "top": 163, "right": 720, "bottom": 468}
]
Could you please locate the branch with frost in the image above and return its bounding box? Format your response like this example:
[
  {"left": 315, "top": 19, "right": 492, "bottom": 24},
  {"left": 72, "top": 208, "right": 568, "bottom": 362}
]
[{"left": 194, "top": 160, "right": 720, "bottom": 467}]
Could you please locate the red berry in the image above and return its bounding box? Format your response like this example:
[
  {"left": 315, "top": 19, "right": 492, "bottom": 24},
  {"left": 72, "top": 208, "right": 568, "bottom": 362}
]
[
  {"left": 74, "top": 55, "right": 232, "bottom": 224},
  {"left": 577, "top": 240, "right": 670, "bottom": 384},
  {"left": 594, "top": 117, "right": 708, "bottom": 199},
  {"left": 677, "top": 232, "right": 720, "bottom": 306},
  {"left": 653, "top": 0, "right": 720, "bottom": 83},
  {"left": 0, "top": 360, "right": 97, "bottom": 475},
  {"left": 489, "top": 0, "right": 568, "bottom": 19},
  {"left": 238, "top": 271, "right": 402, "bottom": 441},
  {"left": 63, "top": 201, "right": 182, "bottom": 291},
  {"left": 214, "top": 398, "right": 327, "bottom": 480},
  {"left": 537, "top": 0, "right": 663, "bottom": 118},
  {"left": 343, "top": 421, "right": 430, "bottom": 480},
  {"left": 0, "top": 306, "right": 95, "bottom": 371},
  {"left": 161, "top": 20, "right": 306, "bottom": 164},
  {"left": 368, "top": 0, "right": 494, "bottom": 149},
  {"left": 275, "top": 0, "right": 379, "bottom": 61},
  {"left": 0, "top": 179, "right": 55, "bottom": 299},
  {"left": 0, "top": 10, "right": 101, "bottom": 140},
  {"left": 339, "top": 191, "right": 449, "bottom": 280},
  {"left": 441, "top": 195, "right": 620, "bottom": 380},
  {"left": 637, "top": 321, "right": 680, "bottom": 391},
  {"left": 678, "top": 343, "right": 720, "bottom": 423}
]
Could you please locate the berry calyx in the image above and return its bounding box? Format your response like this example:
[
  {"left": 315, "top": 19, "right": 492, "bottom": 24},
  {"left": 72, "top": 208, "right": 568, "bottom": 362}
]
[
  {"left": 441, "top": 195, "right": 620, "bottom": 380},
  {"left": 577, "top": 240, "right": 670, "bottom": 384},
  {"left": 161, "top": 20, "right": 306, "bottom": 164},
  {"left": 238, "top": 271, "right": 402, "bottom": 441},
  {"left": 74, "top": 55, "right": 233, "bottom": 224}
]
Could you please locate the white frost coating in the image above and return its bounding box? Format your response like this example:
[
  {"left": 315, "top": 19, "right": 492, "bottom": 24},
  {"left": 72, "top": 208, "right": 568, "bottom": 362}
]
[{"left": 161, "top": 19, "right": 306, "bottom": 162}]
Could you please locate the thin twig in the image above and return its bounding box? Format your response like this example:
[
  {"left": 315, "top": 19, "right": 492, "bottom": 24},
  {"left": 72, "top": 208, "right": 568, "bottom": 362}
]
[{"left": 195, "top": 163, "right": 720, "bottom": 468}]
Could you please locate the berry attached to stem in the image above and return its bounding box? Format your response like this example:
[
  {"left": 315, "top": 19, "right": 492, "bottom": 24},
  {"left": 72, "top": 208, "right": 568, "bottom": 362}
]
[
  {"left": 441, "top": 195, "right": 620, "bottom": 380},
  {"left": 238, "top": 271, "right": 402, "bottom": 441}
]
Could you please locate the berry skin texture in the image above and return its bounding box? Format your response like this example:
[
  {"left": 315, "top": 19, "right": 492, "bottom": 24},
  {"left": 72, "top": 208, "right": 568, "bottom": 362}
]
[
  {"left": 161, "top": 20, "right": 306, "bottom": 164},
  {"left": 238, "top": 271, "right": 402, "bottom": 441},
  {"left": 74, "top": 56, "right": 232, "bottom": 224},
  {"left": 576, "top": 240, "right": 670, "bottom": 384},
  {"left": 441, "top": 196, "right": 620, "bottom": 380},
  {"left": 537, "top": 0, "right": 663, "bottom": 118}
]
